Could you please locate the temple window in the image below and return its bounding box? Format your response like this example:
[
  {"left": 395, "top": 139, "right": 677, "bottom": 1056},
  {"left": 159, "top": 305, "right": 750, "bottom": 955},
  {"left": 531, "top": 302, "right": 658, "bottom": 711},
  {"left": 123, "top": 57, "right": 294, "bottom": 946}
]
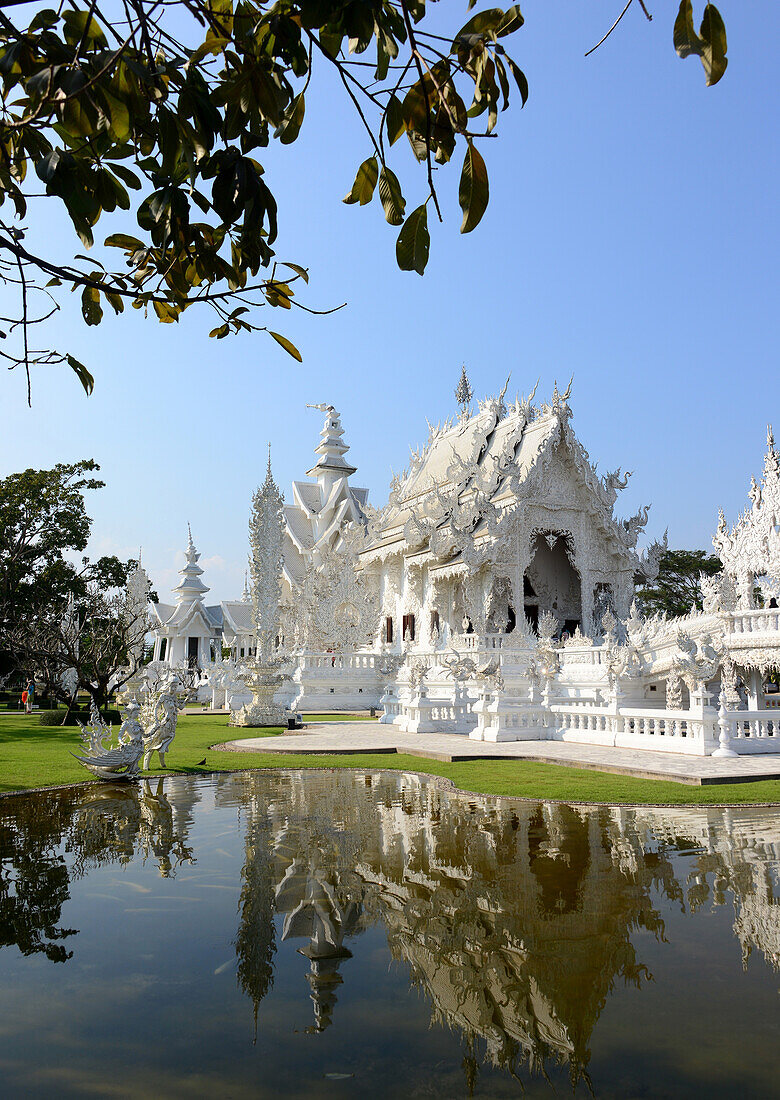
[
  {"left": 402, "top": 613, "right": 416, "bottom": 641},
  {"left": 385, "top": 616, "right": 394, "bottom": 643},
  {"left": 159, "top": 637, "right": 167, "bottom": 661},
  {"left": 430, "top": 610, "right": 440, "bottom": 634}
]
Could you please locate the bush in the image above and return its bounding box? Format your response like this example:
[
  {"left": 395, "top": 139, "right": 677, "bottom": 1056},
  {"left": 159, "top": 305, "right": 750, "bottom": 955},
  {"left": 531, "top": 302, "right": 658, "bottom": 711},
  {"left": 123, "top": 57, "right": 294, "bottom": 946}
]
[
  {"left": 38, "top": 709, "right": 76, "bottom": 726},
  {"left": 38, "top": 707, "right": 121, "bottom": 727}
]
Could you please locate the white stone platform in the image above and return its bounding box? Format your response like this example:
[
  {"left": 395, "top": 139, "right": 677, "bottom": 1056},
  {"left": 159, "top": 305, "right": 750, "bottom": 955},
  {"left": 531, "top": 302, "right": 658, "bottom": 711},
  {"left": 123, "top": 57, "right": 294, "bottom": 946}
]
[{"left": 218, "top": 721, "right": 780, "bottom": 787}]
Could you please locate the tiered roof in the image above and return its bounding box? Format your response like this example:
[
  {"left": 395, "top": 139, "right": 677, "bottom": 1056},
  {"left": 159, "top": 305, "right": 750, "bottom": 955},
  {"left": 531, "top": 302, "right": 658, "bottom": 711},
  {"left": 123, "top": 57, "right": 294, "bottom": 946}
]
[
  {"left": 282, "top": 403, "right": 369, "bottom": 587},
  {"left": 151, "top": 526, "right": 222, "bottom": 632}
]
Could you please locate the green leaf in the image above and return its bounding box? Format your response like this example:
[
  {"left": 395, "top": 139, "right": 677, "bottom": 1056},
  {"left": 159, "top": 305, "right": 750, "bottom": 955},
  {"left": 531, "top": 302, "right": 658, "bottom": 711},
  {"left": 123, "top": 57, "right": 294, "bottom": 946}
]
[
  {"left": 343, "top": 156, "right": 379, "bottom": 205},
  {"left": 396, "top": 204, "right": 430, "bottom": 275},
  {"left": 81, "top": 286, "right": 103, "bottom": 326},
  {"left": 378, "top": 166, "right": 405, "bottom": 226},
  {"left": 504, "top": 56, "right": 528, "bottom": 106},
  {"left": 385, "top": 94, "right": 406, "bottom": 146},
  {"left": 67, "top": 354, "right": 94, "bottom": 396},
  {"left": 283, "top": 261, "right": 309, "bottom": 284},
  {"left": 105, "top": 233, "right": 145, "bottom": 251},
  {"left": 276, "top": 93, "right": 305, "bottom": 145},
  {"left": 674, "top": 2, "right": 728, "bottom": 86},
  {"left": 319, "top": 28, "right": 343, "bottom": 59},
  {"left": 107, "top": 163, "right": 141, "bottom": 190},
  {"left": 497, "top": 5, "right": 524, "bottom": 38},
  {"left": 402, "top": 78, "right": 430, "bottom": 136},
  {"left": 62, "top": 9, "right": 107, "bottom": 47},
  {"left": 101, "top": 88, "right": 131, "bottom": 142},
  {"left": 455, "top": 9, "right": 507, "bottom": 40},
  {"left": 458, "top": 142, "right": 489, "bottom": 233},
  {"left": 269, "top": 331, "right": 302, "bottom": 361}
]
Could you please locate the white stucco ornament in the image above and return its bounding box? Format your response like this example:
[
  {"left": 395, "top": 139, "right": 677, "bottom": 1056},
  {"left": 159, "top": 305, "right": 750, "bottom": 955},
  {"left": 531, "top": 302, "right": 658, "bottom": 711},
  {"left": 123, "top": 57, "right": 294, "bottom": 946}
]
[
  {"left": 141, "top": 671, "right": 183, "bottom": 769},
  {"left": 72, "top": 701, "right": 144, "bottom": 781},
  {"left": 231, "top": 450, "right": 292, "bottom": 727}
]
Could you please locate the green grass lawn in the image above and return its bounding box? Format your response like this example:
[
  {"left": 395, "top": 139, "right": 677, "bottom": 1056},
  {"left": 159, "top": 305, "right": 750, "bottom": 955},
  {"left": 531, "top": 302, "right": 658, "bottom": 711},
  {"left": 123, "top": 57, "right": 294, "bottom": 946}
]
[{"left": 2, "top": 711, "right": 780, "bottom": 806}]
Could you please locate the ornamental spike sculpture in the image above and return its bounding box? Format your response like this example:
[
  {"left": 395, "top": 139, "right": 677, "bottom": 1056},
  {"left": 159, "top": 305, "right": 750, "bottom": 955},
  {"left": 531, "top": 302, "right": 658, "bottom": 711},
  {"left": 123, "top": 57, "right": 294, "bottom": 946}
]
[
  {"left": 230, "top": 447, "right": 292, "bottom": 726},
  {"left": 250, "top": 446, "right": 285, "bottom": 662},
  {"left": 455, "top": 365, "right": 473, "bottom": 422}
]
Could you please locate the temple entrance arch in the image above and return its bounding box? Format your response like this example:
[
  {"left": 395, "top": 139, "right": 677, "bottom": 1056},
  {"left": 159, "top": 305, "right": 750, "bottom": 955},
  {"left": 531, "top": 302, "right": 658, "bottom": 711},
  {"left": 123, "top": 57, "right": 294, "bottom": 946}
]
[{"left": 524, "top": 531, "right": 582, "bottom": 633}]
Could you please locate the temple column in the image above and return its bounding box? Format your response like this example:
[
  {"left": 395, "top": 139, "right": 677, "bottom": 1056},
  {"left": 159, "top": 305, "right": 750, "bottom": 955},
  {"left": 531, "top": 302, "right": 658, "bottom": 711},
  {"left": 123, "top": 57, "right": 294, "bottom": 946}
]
[
  {"left": 579, "top": 568, "right": 595, "bottom": 636},
  {"left": 746, "top": 668, "right": 764, "bottom": 709}
]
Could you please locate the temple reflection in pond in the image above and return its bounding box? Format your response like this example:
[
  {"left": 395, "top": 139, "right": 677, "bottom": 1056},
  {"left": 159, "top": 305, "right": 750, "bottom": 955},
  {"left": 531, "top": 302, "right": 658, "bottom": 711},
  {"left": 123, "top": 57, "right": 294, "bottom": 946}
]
[
  {"left": 1, "top": 771, "right": 779, "bottom": 1093},
  {"left": 217, "top": 772, "right": 780, "bottom": 1088}
]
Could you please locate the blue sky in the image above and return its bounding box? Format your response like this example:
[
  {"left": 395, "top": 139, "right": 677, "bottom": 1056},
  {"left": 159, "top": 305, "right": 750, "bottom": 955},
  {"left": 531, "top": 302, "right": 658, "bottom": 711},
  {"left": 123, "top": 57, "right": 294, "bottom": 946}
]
[{"left": 1, "top": 2, "right": 777, "bottom": 605}]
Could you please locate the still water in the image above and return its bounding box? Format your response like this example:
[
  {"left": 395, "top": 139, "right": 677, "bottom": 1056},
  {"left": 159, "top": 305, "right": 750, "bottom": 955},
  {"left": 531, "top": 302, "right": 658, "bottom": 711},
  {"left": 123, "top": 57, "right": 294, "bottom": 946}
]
[{"left": 1, "top": 769, "right": 779, "bottom": 1098}]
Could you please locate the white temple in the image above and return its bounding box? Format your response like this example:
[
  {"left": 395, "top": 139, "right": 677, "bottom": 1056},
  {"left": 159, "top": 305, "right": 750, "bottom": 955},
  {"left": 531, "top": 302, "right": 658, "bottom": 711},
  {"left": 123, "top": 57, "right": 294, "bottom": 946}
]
[{"left": 149, "top": 374, "right": 780, "bottom": 758}]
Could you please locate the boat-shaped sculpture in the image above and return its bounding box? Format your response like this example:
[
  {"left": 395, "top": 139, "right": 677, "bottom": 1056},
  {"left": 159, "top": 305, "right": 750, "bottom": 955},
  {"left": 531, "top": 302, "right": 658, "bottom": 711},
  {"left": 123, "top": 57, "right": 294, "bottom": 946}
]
[{"left": 72, "top": 701, "right": 144, "bottom": 782}]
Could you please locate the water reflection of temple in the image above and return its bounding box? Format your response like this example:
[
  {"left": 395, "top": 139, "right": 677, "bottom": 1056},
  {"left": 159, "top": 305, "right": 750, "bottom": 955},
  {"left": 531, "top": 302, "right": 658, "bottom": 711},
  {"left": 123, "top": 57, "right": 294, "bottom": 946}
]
[
  {"left": 222, "top": 772, "right": 780, "bottom": 1086},
  {"left": 0, "top": 779, "right": 200, "bottom": 963},
  {"left": 2, "top": 771, "right": 779, "bottom": 1089}
]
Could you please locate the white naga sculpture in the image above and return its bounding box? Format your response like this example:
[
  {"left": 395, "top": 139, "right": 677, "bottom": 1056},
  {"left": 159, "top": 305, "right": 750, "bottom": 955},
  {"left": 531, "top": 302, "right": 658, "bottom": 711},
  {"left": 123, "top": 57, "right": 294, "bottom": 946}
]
[
  {"left": 140, "top": 672, "right": 182, "bottom": 769},
  {"left": 72, "top": 700, "right": 145, "bottom": 781}
]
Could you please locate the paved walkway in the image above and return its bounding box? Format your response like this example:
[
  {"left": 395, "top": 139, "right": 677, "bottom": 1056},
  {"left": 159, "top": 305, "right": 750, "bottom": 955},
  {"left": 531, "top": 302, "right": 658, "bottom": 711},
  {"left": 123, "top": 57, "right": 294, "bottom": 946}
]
[{"left": 219, "top": 721, "right": 780, "bottom": 786}]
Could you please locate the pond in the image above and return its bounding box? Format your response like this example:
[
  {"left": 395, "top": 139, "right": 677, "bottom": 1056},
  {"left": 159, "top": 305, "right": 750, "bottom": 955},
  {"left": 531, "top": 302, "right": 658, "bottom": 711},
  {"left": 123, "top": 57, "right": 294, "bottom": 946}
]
[{"left": 1, "top": 769, "right": 779, "bottom": 1098}]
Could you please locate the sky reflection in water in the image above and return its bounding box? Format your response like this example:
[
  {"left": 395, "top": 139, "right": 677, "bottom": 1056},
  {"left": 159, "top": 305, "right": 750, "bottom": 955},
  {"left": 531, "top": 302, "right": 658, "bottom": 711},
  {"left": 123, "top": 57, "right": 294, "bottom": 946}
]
[{"left": 1, "top": 770, "right": 779, "bottom": 1098}]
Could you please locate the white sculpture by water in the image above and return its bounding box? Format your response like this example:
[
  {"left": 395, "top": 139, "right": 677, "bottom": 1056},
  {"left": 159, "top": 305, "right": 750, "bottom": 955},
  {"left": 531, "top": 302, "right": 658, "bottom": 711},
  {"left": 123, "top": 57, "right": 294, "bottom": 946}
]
[
  {"left": 72, "top": 700, "right": 144, "bottom": 781},
  {"left": 140, "top": 671, "right": 183, "bottom": 769}
]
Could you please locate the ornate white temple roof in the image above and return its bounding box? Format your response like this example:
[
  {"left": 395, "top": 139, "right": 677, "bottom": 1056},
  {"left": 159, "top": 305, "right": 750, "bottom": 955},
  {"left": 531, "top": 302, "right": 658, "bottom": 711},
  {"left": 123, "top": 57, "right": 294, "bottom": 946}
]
[
  {"left": 360, "top": 377, "right": 657, "bottom": 576},
  {"left": 282, "top": 403, "right": 369, "bottom": 588}
]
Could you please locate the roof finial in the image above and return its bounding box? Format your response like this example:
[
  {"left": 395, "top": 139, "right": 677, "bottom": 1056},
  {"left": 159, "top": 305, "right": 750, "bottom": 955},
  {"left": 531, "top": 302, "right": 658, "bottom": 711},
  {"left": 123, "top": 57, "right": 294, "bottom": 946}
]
[
  {"left": 267, "top": 441, "right": 272, "bottom": 478},
  {"left": 187, "top": 522, "right": 194, "bottom": 550},
  {"left": 455, "top": 365, "right": 473, "bottom": 422}
]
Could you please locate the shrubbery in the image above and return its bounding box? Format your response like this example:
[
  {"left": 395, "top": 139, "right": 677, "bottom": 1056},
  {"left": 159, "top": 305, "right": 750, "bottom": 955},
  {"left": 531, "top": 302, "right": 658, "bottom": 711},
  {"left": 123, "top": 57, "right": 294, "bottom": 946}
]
[
  {"left": 38, "top": 709, "right": 82, "bottom": 726},
  {"left": 37, "top": 707, "right": 121, "bottom": 727}
]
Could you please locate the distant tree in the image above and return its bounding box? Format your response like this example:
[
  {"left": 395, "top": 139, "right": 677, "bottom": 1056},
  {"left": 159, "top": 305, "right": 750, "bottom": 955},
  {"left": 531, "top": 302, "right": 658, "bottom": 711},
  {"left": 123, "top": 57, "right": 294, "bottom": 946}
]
[
  {"left": 636, "top": 549, "right": 722, "bottom": 618},
  {"left": 0, "top": 2, "right": 727, "bottom": 399},
  {"left": 0, "top": 460, "right": 156, "bottom": 714}
]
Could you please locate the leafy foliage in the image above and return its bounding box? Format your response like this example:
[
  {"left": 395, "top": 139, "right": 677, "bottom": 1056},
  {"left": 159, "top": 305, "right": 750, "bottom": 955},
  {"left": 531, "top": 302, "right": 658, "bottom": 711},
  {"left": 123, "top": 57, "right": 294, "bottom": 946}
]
[
  {"left": 0, "top": 460, "right": 152, "bottom": 709},
  {"left": 674, "top": 2, "right": 728, "bottom": 87},
  {"left": 636, "top": 549, "right": 722, "bottom": 618},
  {"left": 0, "top": 2, "right": 727, "bottom": 398}
]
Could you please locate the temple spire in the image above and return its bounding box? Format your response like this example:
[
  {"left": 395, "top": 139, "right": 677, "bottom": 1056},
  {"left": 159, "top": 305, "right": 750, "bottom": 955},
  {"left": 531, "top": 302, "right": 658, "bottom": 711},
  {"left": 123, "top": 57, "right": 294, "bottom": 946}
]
[
  {"left": 305, "top": 403, "right": 357, "bottom": 483},
  {"left": 455, "top": 365, "right": 473, "bottom": 421},
  {"left": 172, "top": 527, "right": 209, "bottom": 604},
  {"left": 249, "top": 450, "right": 285, "bottom": 661}
]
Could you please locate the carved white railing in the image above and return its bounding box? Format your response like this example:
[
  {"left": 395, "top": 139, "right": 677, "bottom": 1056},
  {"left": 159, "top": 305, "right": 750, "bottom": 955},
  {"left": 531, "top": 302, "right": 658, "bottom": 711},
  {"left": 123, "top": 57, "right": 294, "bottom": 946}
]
[
  {"left": 455, "top": 633, "right": 507, "bottom": 651},
  {"left": 727, "top": 610, "right": 780, "bottom": 635},
  {"left": 549, "top": 703, "right": 717, "bottom": 752},
  {"left": 298, "top": 653, "right": 381, "bottom": 672},
  {"left": 729, "top": 710, "right": 780, "bottom": 741}
]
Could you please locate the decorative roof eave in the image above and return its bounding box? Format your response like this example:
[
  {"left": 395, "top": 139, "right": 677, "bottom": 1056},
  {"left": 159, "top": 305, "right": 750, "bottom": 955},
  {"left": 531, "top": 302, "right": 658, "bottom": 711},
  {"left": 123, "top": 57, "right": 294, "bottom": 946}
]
[
  {"left": 166, "top": 601, "right": 220, "bottom": 634},
  {"left": 428, "top": 558, "right": 468, "bottom": 580},
  {"left": 538, "top": 419, "right": 649, "bottom": 552},
  {"left": 284, "top": 513, "right": 315, "bottom": 555}
]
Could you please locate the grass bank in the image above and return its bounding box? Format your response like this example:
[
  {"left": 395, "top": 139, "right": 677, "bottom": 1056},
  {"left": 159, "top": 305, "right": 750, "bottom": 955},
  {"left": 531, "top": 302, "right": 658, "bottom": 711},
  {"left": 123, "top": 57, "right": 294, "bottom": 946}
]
[{"left": 2, "top": 712, "right": 780, "bottom": 806}]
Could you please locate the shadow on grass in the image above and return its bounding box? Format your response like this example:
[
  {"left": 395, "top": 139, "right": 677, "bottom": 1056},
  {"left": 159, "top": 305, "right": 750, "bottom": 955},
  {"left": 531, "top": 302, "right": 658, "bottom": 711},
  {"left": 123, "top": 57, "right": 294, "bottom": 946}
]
[{"left": 0, "top": 723, "right": 81, "bottom": 745}]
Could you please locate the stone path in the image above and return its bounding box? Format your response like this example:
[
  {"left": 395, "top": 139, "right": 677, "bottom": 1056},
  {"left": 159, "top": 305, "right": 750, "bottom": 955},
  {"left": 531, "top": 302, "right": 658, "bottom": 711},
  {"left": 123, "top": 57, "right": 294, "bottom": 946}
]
[{"left": 219, "top": 721, "right": 780, "bottom": 786}]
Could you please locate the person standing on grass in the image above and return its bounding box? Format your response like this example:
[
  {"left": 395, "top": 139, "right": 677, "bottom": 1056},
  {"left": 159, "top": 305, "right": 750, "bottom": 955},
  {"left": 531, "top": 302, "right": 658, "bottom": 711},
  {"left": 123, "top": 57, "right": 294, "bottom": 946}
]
[{"left": 24, "top": 677, "right": 34, "bottom": 714}]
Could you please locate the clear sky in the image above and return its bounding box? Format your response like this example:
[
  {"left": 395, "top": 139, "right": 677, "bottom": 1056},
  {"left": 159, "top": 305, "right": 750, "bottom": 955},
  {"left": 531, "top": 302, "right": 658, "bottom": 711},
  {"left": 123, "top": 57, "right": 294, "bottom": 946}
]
[{"left": 1, "top": 2, "right": 777, "bottom": 605}]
